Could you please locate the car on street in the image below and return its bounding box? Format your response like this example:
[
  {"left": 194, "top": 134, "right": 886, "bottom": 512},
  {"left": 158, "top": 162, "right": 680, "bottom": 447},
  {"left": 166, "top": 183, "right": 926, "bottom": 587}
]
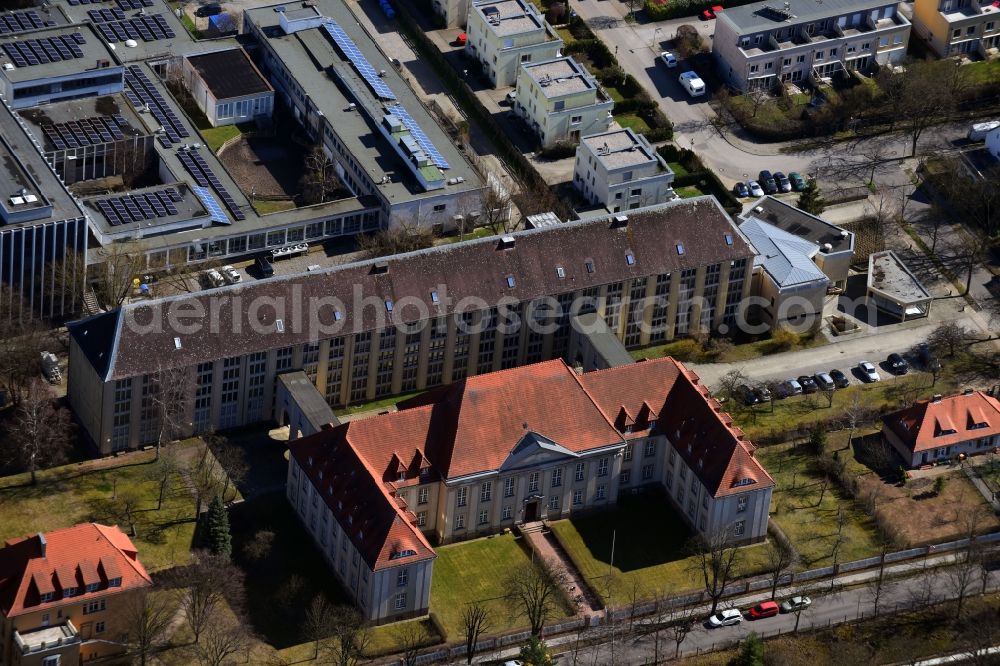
[
  {"left": 733, "top": 181, "right": 749, "bottom": 198},
  {"left": 754, "top": 385, "right": 772, "bottom": 403},
  {"left": 887, "top": 352, "right": 909, "bottom": 374},
  {"left": 747, "top": 180, "right": 764, "bottom": 197},
  {"left": 858, "top": 361, "right": 881, "bottom": 382},
  {"left": 788, "top": 172, "right": 807, "bottom": 191},
  {"left": 701, "top": 4, "right": 723, "bottom": 19},
  {"left": 660, "top": 51, "right": 678, "bottom": 68},
  {"left": 195, "top": 3, "right": 222, "bottom": 17},
  {"left": 915, "top": 343, "right": 942, "bottom": 371},
  {"left": 829, "top": 368, "right": 850, "bottom": 388},
  {"left": 797, "top": 375, "right": 818, "bottom": 394},
  {"left": 780, "top": 596, "right": 812, "bottom": 613},
  {"left": 221, "top": 265, "right": 241, "bottom": 284},
  {"left": 708, "top": 608, "right": 743, "bottom": 627},
  {"left": 738, "top": 384, "right": 759, "bottom": 405},
  {"left": 749, "top": 601, "right": 780, "bottom": 619},
  {"left": 773, "top": 171, "right": 792, "bottom": 193},
  {"left": 758, "top": 170, "right": 778, "bottom": 194},
  {"left": 679, "top": 70, "right": 706, "bottom": 97},
  {"left": 502, "top": 660, "right": 524, "bottom": 666},
  {"left": 784, "top": 378, "right": 803, "bottom": 396},
  {"left": 814, "top": 372, "right": 835, "bottom": 391}
]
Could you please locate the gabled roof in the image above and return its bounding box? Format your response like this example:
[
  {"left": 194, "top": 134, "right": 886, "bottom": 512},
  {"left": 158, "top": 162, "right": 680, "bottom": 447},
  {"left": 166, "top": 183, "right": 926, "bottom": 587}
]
[
  {"left": 0, "top": 523, "right": 152, "bottom": 618},
  {"left": 289, "top": 434, "right": 435, "bottom": 571},
  {"left": 739, "top": 216, "right": 829, "bottom": 288},
  {"left": 883, "top": 391, "right": 1000, "bottom": 453}
]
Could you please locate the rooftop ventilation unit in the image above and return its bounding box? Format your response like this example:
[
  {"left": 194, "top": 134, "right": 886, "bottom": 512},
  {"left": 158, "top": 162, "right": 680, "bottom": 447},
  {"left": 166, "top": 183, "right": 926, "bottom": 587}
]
[
  {"left": 610, "top": 214, "right": 629, "bottom": 228},
  {"left": 497, "top": 235, "right": 515, "bottom": 250},
  {"left": 371, "top": 261, "right": 389, "bottom": 275}
]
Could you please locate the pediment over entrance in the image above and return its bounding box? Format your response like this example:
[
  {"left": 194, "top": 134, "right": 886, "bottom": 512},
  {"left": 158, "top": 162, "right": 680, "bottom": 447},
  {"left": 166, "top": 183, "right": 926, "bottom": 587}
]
[{"left": 499, "top": 431, "right": 580, "bottom": 472}]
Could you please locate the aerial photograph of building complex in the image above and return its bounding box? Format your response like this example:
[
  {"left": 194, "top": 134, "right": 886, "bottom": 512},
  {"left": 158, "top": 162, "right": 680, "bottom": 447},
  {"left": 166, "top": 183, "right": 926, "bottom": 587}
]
[{"left": 0, "top": 0, "right": 997, "bottom": 662}]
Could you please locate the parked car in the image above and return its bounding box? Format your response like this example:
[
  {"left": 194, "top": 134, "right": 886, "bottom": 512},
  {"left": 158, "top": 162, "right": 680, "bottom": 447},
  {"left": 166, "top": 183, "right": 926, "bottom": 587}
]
[
  {"left": 797, "top": 375, "right": 818, "bottom": 394},
  {"left": 194, "top": 2, "right": 222, "bottom": 17},
  {"left": 788, "top": 172, "right": 807, "bottom": 191},
  {"left": 915, "top": 343, "right": 942, "bottom": 372},
  {"left": 733, "top": 181, "right": 749, "bottom": 198},
  {"left": 858, "top": 361, "right": 880, "bottom": 382},
  {"left": 221, "top": 265, "right": 241, "bottom": 284},
  {"left": 679, "top": 70, "right": 706, "bottom": 97},
  {"left": 784, "top": 378, "right": 803, "bottom": 396},
  {"left": 753, "top": 385, "right": 772, "bottom": 403},
  {"left": 758, "top": 170, "right": 778, "bottom": 194},
  {"left": 829, "top": 368, "right": 851, "bottom": 388},
  {"left": 738, "top": 384, "right": 759, "bottom": 405},
  {"left": 203, "top": 268, "right": 225, "bottom": 288},
  {"left": 701, "top": 4, "right": 723, "bottom": 19},
  {"left": 749, "top": 601, "right": 780, "bottom": 620},
  {"left": 708, "top": 608, "right": 743, "bottom": 627},
  {"left": 780, "top": 596, "right": 812, "bottom": 613},
  {"left": 814, "top": 372, "right": 835, "bottom": 391},
  {"left": 660, "top": 51, "right": 678, "bottom": 68},
  {"left": 773, "top": 171, "right": 792, "bottom": 193},
  {"left": 502, "top": 661, "right": 525, "bottom": 666},
  {"left": 255, "top": 255, "right": 274, "bottom": 277},
  {"left": 455, "top": 32, "right": 467, "bottom": 45},
  {"left": 887, "top": 352, "right": 909, "bottom": 374},
  {"left": 747, "top": 180, "right": 764, "bottom": 197}
]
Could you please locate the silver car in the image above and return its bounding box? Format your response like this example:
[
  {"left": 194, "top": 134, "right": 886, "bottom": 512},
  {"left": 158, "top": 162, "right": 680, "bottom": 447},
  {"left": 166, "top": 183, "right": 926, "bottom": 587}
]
[{"left": 747, "top": 181, "right": 764, "bottom": 197}]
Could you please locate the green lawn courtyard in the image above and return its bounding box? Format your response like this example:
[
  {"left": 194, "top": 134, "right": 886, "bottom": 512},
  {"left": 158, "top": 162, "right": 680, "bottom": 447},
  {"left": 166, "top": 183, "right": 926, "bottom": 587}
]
[
  {"left": 429, "top": 533, "right": 573, "bottom": 640},
  {"left": 0, "top": 443, "right": 202, "bottom": 571},
  {"left": 549, "top": 493, "right": 771, "bottom": 607}
]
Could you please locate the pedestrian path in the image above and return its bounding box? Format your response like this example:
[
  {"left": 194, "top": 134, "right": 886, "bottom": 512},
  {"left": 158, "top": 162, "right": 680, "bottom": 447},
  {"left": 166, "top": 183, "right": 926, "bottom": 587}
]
[{"left": 521, "top": 523, "right": 604, "bottom": 618}]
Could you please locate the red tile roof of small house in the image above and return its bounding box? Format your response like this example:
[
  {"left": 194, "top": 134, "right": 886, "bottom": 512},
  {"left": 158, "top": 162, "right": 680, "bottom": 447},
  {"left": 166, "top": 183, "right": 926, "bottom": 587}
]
[
  {"left": 0, "top": 523, "right": 152, "bottom": 618},
  {"left": 883, "top": 390, "right": 1000, "bottom": 454}
]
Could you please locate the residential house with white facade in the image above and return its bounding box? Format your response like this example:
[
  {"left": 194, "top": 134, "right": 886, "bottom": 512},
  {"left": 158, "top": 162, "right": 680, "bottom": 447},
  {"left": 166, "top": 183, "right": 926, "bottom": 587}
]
[
  {"left": 286, "top": 356, "right": 775, "bottom": 620},
  {"left": 573, "top": 128, "right": 676, "bottom": 212},
  {"left": 883, "top": 390, "right": 1000, "bottom": 468},
  {"left": 712, "top": 0, "right": 911, "bottom": 92},
  {"left": 912, "top": 0, "right": 1000, "bottom": 56},
  {"left": 514, "top": 56, "right": 614, "bottom": 148},
  {"left": 465, "top": 0, "right": 563, "bottom": 88}
]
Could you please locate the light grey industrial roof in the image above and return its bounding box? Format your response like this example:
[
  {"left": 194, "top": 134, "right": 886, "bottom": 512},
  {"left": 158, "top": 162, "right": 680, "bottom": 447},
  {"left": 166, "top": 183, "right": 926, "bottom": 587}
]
[
  {"left": 719, "top": 0, "right": 893, "bottom": 34},
  {"left": 56, "top": 0, "right": 196, "bottom": 63},
  {"left": 18, "top": 94, "right": 147, "bottom": 151},
  {"left": 278, "top": 370, "right": 340, "bottom": 431},
  {"left": 244, "top": 0, "right": 482, "bottom": 203},
  {"left": 571, "top": 312, "right": 634, "bottom": 368},
  {"left": 0, "top": 95, "right": 83, "bottom": 225},
  {"left": 740, "top": 216, "right": 828, "bottom": 288},
  {"left": 523, "top": 56, "right": 594, "bottom": 98},
  {"left": 868, "top": 250, "right": 932, "bottom": 303},
  {"left": 581, "top": 128, "right": 661, "bottom": 170},
  {"left": 472, "top": 0, "right": 546, "bottom": 37}
]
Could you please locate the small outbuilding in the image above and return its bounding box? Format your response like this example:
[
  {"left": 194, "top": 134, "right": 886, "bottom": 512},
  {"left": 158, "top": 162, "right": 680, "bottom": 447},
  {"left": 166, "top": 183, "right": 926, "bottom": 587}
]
[
  {"left": 182, "top": 48, "right": 274, "bottom": 127},
  {"left": 866, "top": 251, "right": 932, "bottom": 321}
]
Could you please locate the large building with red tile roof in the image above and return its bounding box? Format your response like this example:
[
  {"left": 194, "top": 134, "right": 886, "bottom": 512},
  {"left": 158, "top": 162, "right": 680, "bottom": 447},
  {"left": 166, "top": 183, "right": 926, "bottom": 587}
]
[
  {"left": 883, "top": 390, "right": 1000, "bottom": 468},
  {"left": 287, "top": 356, "right": 774, "bottom": 622},
  {"left": 0, "top": 523, "right": 152, "bottom": 666}
]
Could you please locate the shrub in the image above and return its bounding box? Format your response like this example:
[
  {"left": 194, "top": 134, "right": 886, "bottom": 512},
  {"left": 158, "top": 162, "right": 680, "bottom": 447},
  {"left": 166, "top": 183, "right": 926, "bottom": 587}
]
[
  {"left": 538, "top": 139, "right": 578, "bottom": 160},
  {"left": 934, "top": 476, "right": 947, "bottom": 495},
  {"left": 675, "top": 24, "right": 704, "bottom": 58},
  {"left": 767, "top": 327, "right": 801, "bottom": 352}
]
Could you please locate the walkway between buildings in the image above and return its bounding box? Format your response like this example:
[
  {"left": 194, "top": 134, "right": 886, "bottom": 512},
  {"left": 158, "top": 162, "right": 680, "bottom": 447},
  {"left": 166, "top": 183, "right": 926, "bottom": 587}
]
[{"left": 521, "top": 522, "right": 605, "bottom": 619}]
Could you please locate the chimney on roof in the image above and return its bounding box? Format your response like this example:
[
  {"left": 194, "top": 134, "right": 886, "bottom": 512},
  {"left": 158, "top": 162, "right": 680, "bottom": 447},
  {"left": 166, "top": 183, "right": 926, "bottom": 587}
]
[
  {"left": 37, "top": 532, "right": 46, "bottom": 558},
  {"left": 498, "top": 235, "right": 516, "bottom": 250},
  {"left": 610, "top": 214, "right": 629, "bottom": 229},
  {"left": 371, "top": 261, "right": 389, "bottom": 275}
]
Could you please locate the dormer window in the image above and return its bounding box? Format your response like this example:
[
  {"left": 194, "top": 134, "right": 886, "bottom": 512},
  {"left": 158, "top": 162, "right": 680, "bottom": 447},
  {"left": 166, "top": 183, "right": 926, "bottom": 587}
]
[
  {"left": 648, "top": 418, "right": 656, "bottom": 429},
  {"left": 623, "top": 425, "right": 632, "bottom": 434},
  {"left": 397, "top": 470, "right": 406, "bottom": 481},
  {"left": 334, "top": 310, "right": 343, "bottom": 321},
  {"left": 585, "top": 260, "right": 595, "bottom": 274},
  {"left": 626, "top": 253, "right": 635, "bottom": 266},
  {"left": 725, "top": 233, "right": 733, "bottom": 246},
  {"left": 108, "top": 577, "right": 121, "bottom": 588},
  {"left": 506, "top": 275, "right": 515, "bottom": 288},
  {"left": 556, "top": 266, "right": 565, "bottom": 278},
  {"left": 86, "top": 583, "right": 99, "bottom": 593},
  {"left": 63, "top": 587, "right": 77, "bottom": 597},
  {"left": 676, "top": 243, "right": 685, "bottom": 255},
  {"left": 733, "top": 478, "right": 755, "bottom": 487},
  {"left": 275, "top": 318, "right": 285, "bottom": 333},
  {"left": 385, "top": 300, "right": 394, "bottom": 312},
  {"left": 430, "top": 290, "right": 439, "bottom": 303},
  {"left": 39, "top": 592, "right": 53, "bottom": 602}
]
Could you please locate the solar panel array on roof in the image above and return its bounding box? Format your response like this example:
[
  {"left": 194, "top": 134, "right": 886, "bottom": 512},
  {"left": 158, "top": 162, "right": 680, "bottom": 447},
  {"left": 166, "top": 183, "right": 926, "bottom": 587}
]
[
  {"left": 123, "top": 64, "right": 188, "bottom": 146},
  {"left": 116, "top": 0, "right": 155, "bottom": 8},
  {"left": 177, "top": 148, "right": 245, "bottom": 221},
  {"left": 385, "top": 104, "right": 450, "bottom": 169},
  {"left": 0, "top": 34, "right": 85, "bottom": 67},
  {"left": 0, "top": 10, "right": 46, "bottom": 35},
  {"left": 41, "top": 115, "right": 129, "bottom": 150},
  {"left": 191, "top": 185, "right": 231, "bottom": 225},
  {"left": 68, "top": 0, "right": 113, "bottom": 5},
  {"left": 93, "top": 13, "right": 174, "bottom": 42},
  {"left": 94, "top": 188, "right": 181, "bottom": 226},
  {"left": 321, "top": 21, "right": 396, "bottom": 101}
]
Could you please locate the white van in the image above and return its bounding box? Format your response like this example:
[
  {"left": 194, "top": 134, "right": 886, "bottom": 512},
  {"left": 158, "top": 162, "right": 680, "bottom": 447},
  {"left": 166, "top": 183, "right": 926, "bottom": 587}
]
[
  {"left": 679, "top": 71, "right": 706, "bottom": 97},
  {"left": 968, "top": 120, "right": 1000, "bottom": 142}
]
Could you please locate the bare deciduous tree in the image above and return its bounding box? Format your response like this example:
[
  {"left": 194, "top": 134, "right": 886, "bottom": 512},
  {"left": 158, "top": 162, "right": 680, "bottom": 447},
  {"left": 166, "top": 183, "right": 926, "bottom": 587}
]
[
  {"left": 147, "top": 365, "right": 192, "bottom": 459},
  {"left": 303, "top": 594, "right": 334, "bottom": 660},
  {"left": 948, "top": 550, "right": 979, "bottom": 620},
  {"left": 480, "top": 174, "right": 515, "bottom": 235},
  {"left": 1, "top": 378, "right": 73, "bottom": 484},
  {"left": 124, "top": 589, "right": 176, "bottom": 666},
  {"left": 194, "top": 613, "right": 253, "bottom": 666},
  {"left": 320, "top": 605, "right": 370, "bottom": 666},
  {"left": 300, "top": 145, "right": 349, "bottom": 205},
  {"left": 462, "top": 602, "right": 491, "bottom": 664},
  {"left": 928, "top": 321, "right": 970, "bottom": 358},
  {"left": 505, "top": 557, "right": 568, "bottom": 637},
  {"left": 91, "top": 238, "right": 146, "bottom": 310},
  {"left": 765, "top": 540, "right": 794, "bottom": 600},
  {"left": 690, "top": 527, "right": 740, "bottom": 615},
  {"left": 667, "top": 602, "right": 696, "bottom": 659},
  {"left": 172, "top": 551, "right": 246, "bottom": 644},
  {"left": 396, "top": 621, "right": 427, "bottom": 666}
]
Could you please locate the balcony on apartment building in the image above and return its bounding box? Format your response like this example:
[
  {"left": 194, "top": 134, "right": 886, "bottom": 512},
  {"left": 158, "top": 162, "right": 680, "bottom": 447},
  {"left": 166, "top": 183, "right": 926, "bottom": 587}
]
[
  {"left": 741, "top": 12, "right": 906, "bottom": 55},
  {"left": 13, "top": 621, "right": 81, "bottom": 657},
  {"left": 940, "top": 0, "right": 1000, "bottom": 21}
]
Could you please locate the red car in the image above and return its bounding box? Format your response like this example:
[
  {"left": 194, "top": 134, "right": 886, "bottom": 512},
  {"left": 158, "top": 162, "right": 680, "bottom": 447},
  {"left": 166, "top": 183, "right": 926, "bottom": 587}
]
[
  {"left": 701, "top": 4, "right": 723, "bottom": 19},
  {"left": 748, "top": 601, "right": 779, "bottom": 620}
]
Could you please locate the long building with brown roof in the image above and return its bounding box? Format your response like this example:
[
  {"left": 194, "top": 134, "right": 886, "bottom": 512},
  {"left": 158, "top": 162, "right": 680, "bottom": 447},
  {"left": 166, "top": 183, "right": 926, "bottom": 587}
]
[
  {"left": 883, "top": 390, "right": 1000, "bottom": 468},
  {"left": 287, "top": 356, "right": 774, "bottom": 622},
  {"left": 67, "top": 197, "right": 754, "bottom": 454}
]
